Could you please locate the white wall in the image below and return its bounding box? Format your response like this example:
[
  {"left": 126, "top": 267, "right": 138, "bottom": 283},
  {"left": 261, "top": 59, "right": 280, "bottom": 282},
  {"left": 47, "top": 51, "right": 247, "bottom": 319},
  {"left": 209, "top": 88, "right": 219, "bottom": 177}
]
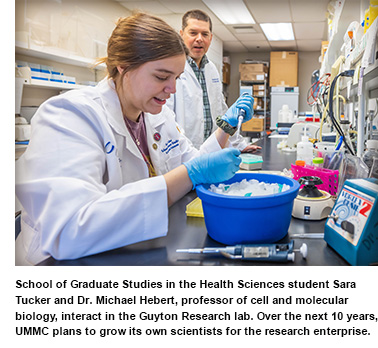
[
  {"left": 15, "top": 0, "right": 131, "bottom": 107},
  {"left": 15, "top": 0, "right": 130, "bottom": 59}
]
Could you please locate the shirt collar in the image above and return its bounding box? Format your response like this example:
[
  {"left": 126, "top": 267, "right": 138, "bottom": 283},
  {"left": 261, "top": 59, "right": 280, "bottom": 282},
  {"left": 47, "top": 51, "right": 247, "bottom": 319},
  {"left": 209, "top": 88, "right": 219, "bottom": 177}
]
[{"left": 187, "top": 55, "right": 209, "bottom": 71}]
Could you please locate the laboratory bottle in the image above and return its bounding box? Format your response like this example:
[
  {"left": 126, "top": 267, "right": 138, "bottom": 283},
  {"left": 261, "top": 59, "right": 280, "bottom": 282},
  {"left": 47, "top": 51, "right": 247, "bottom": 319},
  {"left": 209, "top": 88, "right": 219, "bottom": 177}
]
[
  {"left": 278, "top": 104, "right": 293, "bottom": 123},
  {"left": 362, "top": 139, "right": 378, "bottom": 172},
  {"left": 296, "top": 135, "right": 314, "bottom": 165}
]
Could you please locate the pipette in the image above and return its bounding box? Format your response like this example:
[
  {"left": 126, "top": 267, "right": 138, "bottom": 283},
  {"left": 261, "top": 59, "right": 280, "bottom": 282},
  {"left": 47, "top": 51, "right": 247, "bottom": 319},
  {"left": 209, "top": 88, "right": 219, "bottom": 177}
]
[
  {"left": 236, "top": 92, "right": 250, "bottom": 136},
  {"left": 236, "top": 109, "right": 246, "bottom": 136},
  {"left": 290, "top": 233, "right": 324, "bottom": 239},
  {"left": 177, "top": 241, "right": 307, "bottom": 263}
]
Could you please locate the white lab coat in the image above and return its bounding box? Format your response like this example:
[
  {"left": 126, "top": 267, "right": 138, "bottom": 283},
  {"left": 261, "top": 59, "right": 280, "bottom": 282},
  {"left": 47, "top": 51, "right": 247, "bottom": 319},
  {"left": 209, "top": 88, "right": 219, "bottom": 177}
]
[
  {"left": 166, "top": 59, "right": 247, "bottom": 150},
  {"left": 15, "top": 78, "right": 221, "bottom": 265}
]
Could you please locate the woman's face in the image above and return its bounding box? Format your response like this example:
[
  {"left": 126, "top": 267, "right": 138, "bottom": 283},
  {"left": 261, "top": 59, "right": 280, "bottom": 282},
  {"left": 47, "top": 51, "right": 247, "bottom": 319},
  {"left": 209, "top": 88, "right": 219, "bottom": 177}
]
[{"left": 118, "top": 54, "right": 186, "bottom": 119}]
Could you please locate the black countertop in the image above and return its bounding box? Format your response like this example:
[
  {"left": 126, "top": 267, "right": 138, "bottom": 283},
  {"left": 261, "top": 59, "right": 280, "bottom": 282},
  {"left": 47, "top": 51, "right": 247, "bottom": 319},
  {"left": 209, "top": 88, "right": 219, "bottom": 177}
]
[{"left": 39, "top": 137, "right": 348, "bottom": 266}]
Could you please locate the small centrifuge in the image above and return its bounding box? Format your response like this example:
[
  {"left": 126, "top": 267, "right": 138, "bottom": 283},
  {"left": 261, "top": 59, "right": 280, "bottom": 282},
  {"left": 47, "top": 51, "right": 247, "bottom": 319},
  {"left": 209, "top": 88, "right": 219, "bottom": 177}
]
[{"left": 292, "top": 176, "right": 335, "bottom": 220}]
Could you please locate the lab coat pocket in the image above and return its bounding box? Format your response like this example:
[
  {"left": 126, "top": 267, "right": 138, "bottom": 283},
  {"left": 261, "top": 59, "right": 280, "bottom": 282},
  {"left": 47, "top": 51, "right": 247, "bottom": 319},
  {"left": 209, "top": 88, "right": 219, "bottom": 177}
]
[{"left": 165, "top": 151, "right": 182, "bottom": 172}]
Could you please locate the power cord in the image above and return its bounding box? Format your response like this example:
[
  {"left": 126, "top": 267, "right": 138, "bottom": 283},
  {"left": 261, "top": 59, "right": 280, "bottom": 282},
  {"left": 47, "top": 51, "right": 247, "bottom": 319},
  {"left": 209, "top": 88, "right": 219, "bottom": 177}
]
[{"left": 328, "top": 70, "right": 355, "bottom": 155}]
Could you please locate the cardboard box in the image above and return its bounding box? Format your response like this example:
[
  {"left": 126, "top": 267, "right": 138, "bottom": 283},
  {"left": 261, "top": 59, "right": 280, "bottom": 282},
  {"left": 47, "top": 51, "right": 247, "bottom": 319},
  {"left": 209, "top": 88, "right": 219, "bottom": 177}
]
[
  {"left": 240, "top": 63, "right": 268, "bottom": 73},
  {"left": 242, "top": 117, "right": 264, "bottom": 132},
  {"left": 269, "top": 51, "right": 298, "bottom": 87},
  {"left": 222, "top": 62, "right": 230, "bottom": 85},
  {"left": 241, "top": 72, "right": 267, "bottom": 81},
  {"left": 254, "top": 90, "right": 265, "bottom": 97},
  {"left": 239, "top": 63, "right": 268, "bottom": 81},
  {"left": 253, "top": 97, "right": 265, "bottom": 110},
  {"left": 253, "top": 84, "right": 265, "bottom": 91}
]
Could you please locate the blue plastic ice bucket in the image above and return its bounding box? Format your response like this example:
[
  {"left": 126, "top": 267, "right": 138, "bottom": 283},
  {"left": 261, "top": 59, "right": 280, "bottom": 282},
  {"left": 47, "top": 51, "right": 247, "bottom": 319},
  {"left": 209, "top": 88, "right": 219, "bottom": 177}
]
[{"left": 196, "top": 173, "right": 300, "bottom": 245}]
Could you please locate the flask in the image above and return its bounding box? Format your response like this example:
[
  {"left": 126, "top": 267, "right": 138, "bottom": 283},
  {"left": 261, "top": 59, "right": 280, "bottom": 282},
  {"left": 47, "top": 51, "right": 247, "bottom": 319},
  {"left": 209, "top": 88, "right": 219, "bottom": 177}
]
[
  {"left": 296, "top": 130, "right": 314, "bottom": 166},
  {"left": 362, "top": 139, "right": 378, "bottom": 172}
]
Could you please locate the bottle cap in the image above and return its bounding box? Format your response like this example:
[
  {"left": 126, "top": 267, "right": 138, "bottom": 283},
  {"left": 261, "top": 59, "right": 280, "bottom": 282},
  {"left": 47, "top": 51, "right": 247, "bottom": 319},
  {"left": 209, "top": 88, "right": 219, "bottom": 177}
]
[
  {"left": 313, "top": 157, "right": 324, "bottom": 164},
  {"left": 295, "top": 160, "right": 306, "bottom": 167}
]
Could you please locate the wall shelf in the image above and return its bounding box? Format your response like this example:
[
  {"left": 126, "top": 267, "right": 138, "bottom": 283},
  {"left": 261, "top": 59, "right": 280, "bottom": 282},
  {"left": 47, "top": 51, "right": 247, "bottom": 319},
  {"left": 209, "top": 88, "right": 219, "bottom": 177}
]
[
  {"left": 15, "top": 41, "right": 105, "bottom": 70},
  {"left": 23, "top": 79, "right": 87, "bottom": 91}
]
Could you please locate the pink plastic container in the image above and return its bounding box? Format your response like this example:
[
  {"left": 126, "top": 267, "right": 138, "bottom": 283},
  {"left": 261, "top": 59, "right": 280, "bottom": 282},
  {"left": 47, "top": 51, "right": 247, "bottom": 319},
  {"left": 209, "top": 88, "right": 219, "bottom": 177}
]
[{"left": 291, "top": 164, "right": 339, "bottom": 195}]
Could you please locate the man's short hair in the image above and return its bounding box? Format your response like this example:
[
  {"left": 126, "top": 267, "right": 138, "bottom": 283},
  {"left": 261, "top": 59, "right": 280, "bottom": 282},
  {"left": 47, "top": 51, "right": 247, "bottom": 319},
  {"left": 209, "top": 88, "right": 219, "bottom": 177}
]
[{"left": 182, "top": 9, "right": 212, "bottom": 32}]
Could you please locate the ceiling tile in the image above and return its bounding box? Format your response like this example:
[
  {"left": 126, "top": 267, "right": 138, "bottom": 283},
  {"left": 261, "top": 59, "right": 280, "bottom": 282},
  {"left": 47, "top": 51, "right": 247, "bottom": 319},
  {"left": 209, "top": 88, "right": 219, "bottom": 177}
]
[
  {"left": 290, "top": 0, "right": 329, "bottom": 22},
  {"left": 242, "top": 40, "right": 271, "bottom": 51},
  {"left": 270, "top": 40, "right": 297, "bottom": 50},
  {"left": 234, "top": 32, "right": 266, "bottom": 41},
  {"left": 119, "top": 1, "right": 173, "bottom": 14},
  {"left": 296, "top": 39, "right": 321, "bottom": 52},
  {"left": 212, "top": 24, "right": 237, "bottom": 41},
  {"left": 293, "top": 22, "right": 327, "bottom": 40},
  {"left": 244, "top": 0, "right": 291, "bottom": 23},
  {"left": 116, "top": 0, "right": 333, "bottom": 53},
  {"left": 161, "top": 0, "right": 223, "bottom": 25}
]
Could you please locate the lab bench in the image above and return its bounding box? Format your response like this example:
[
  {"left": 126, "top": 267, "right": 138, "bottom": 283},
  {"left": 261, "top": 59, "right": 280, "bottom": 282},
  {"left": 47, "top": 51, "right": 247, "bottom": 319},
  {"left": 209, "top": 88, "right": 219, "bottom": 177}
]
[{"left": 38, "top": 137, "right": 348, "bottom": 266}]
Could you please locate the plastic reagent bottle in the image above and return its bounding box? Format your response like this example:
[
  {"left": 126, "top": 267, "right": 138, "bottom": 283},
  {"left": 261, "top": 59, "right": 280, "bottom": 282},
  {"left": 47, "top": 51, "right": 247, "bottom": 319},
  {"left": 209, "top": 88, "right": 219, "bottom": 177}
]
[
  {"left": 296, "top": 132, "right": 314, "bottom": 165},
  {"left": 362, "top": 139, "right": 378, "bottom": 172}
]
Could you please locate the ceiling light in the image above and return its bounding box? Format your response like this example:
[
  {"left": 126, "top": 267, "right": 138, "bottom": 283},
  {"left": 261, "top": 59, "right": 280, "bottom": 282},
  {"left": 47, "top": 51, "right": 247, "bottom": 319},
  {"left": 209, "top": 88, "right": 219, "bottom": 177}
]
[
  {"left": 203, "top": 0, "right": 255, "bottom": 25},
  {"left": 260, "top": 23, "right": 294, "bottom": 41}
]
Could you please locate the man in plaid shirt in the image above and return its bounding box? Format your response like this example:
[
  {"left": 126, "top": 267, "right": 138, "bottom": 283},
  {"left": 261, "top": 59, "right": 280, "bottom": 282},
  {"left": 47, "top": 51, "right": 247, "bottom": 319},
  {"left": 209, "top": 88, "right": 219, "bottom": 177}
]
[{"left": 167, "top": 9, "right": 260, "bottom": 152}]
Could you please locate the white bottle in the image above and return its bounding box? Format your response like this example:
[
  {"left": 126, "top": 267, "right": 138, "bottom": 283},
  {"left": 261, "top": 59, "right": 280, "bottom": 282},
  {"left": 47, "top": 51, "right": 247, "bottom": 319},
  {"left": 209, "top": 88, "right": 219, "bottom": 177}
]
[
  {"left": 278, "top": 104, "right": 293, "bottom": 123},
  {"left": 297, "top": 135, "right": 313, "bottom": 165},
  {"left": 362, "top": 139, "right": 378, "bottom": 172}
]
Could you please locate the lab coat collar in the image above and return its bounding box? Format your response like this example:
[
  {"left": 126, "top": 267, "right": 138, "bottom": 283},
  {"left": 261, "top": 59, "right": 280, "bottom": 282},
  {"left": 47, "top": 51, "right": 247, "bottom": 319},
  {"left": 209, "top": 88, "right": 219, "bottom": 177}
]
[
  {"left": 96, "top": 78, "right": 127, "bottom": 136},
  {"left": 184, "top": 60, "right": 200, "bottom": 87},
  {"left": 187, "top": 54, "right": 209, "bottom": 71},
  {"left": 97, "top": 78, "right": 142, "bottom": 160},
  {"left": 145, "top": 109, "right": 166, "bottom": 129},
  {"left": 97, "top": 78, "right": 168, "bottom": 161}
]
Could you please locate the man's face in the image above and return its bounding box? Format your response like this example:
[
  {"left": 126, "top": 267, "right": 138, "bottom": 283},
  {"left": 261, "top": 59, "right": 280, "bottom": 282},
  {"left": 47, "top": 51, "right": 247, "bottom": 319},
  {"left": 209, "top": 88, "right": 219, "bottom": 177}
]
[{"left": 180, "top": 18, "right": 213, "bottom": 66}]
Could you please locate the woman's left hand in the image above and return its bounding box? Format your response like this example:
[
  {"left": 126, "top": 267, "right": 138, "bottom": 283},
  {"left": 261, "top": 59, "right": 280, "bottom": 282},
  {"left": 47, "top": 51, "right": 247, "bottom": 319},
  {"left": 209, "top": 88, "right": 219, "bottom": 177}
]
[{"left": 241, "top": 144, "right": 262, "bottom": 153}]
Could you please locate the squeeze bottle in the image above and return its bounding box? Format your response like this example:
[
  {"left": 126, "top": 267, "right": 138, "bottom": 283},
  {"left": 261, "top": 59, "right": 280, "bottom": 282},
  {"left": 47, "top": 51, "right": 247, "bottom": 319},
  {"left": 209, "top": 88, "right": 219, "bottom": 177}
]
[{"left": 296, "top": 127, "right": 313, "bottom": 165}]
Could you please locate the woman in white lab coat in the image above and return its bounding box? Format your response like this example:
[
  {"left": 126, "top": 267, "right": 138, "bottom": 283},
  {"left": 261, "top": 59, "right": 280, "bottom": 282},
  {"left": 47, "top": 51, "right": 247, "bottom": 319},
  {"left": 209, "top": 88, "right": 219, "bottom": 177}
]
[{"left": 15, "top": 13, "right": 253, "bottom": 265}]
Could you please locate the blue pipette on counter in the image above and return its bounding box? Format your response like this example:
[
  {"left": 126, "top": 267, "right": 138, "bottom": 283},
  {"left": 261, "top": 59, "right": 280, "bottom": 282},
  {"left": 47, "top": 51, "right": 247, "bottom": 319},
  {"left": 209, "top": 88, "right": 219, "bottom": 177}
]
[{"left": 177, "top": 241, "right": 307, "bottom": 262}]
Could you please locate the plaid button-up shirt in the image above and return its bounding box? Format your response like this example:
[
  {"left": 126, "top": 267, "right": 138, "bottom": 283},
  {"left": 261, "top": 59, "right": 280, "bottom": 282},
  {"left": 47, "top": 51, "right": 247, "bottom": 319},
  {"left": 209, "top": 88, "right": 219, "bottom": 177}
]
[{"left": 187, "top": 55, "right": 213, "bottom": 140}]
